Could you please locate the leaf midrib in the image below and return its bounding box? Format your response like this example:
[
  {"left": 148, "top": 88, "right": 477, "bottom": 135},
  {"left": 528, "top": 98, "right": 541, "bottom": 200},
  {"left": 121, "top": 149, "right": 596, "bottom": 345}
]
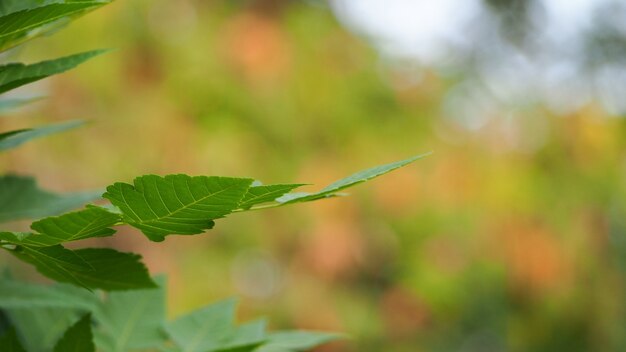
[{"left": 129, "top": 181, "right": 248, "bottom": 225}]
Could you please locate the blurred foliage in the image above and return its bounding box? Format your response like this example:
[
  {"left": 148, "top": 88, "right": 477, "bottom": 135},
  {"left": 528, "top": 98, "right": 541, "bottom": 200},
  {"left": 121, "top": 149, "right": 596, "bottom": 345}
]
[{"left": 2, "top": 0, "right": 626, "bottom": 351}]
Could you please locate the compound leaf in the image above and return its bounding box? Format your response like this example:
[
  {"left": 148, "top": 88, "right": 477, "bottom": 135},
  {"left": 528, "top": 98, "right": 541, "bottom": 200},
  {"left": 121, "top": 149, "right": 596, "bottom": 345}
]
[
  {"left": 104, "top": 175, "right": 253, "bottom": 242},
  {"left": 0, "top": 120, "right": 83, "bottom": 151},
  {"left": 0, "top": 175, "right": 101, "bottom": 223},
  {"left": 0, "top": 50, "right": 108, "bottom": 94},
  {"left": 53, "top": 313, "right": 95, "bottom": 352}
]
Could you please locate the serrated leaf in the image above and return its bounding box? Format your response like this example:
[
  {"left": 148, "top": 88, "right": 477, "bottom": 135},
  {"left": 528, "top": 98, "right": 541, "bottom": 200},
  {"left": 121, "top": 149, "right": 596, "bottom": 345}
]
[
  {"left": 26, "top": 206, "right": 120, "bottom": 246},
  {"left": 0, "top": 174, "right": 101, "bottom": 223},
  {"left": 103, "top": 175, "right": 253, "bottom": 242},
  {"left": 53, "top": 313, "right": 94, "bottom": 352},
  {"left": 11, "top": 246, "right": 156, "bottom": 290},
  {"left": 238, "top": 184, "right": 305, "bottom": 210},
  {"left": 0, "top": 120, "right": 83, "bottom": 151},
  {"left": 0, "top": 327, "right": 26, "bottom": 352},
  {"left": 165, "top": 299, "right": 266, "bottom": 352},
  {"left": 95, "top": 277, "right": 167, "bottom": 352},
  {"left": 0, "top": 2, "right": 110, "bottom": 52},
  {"left": 0, "top": 50, "right": 108, "bottom": 94},
  {"left": 277, "top": 154, "right": 431, "bottom": 204},
  {"left": 0, "top": 97, "right": 42, "bottom": 114},
  {"left": 254, "top": 331, "right": 342, "bottom": 352}
]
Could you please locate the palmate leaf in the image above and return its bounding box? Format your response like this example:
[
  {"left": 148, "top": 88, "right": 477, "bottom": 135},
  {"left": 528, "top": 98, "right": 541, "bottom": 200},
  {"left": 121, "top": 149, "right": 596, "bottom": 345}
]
[
  {"left": 53, "top": 313, "right": 95, "bottom": 352},
  {"left": 95, "top": 277, "right": 167, "bottom": 351},
  {"left": 0, "top": 50, "right": 107, "bottom": 94},
  {"left": 11, "top": 246, "right": 156, "bottom": 290},
  {"left": 103, "top": 175, "right": 254, "bottom": 242},
  {"left": 164, "top": 299, "right": 266, "bottom": 352},
  {"left": 0, "top": 175, "right": 101, "bottom": 223},
  {"left": 0, "top": 119, "right": 83, "bottom": 151},
  {"left": 277, "top": 153, "right": 431, "bottom": 204},
  {"left": 0, "top": 1, "right": 110, "bottom": 52}
]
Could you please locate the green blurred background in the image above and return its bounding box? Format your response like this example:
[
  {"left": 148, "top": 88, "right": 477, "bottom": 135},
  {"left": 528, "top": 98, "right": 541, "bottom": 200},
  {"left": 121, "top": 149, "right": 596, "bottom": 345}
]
[{"left": 3, "top": 0, "right": 626, "bottom": 351}]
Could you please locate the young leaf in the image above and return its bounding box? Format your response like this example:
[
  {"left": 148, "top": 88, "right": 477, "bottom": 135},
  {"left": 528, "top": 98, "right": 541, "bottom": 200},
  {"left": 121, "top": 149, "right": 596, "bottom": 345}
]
[
  {"left": 165, "top": 299, "right": 266, "bottom": 352},
  {"left": 254, "top": 331, "right": 343, "bottom": 352},
  {"left": 27, "top": 205, "right": 120, "bottom": 246},
  {"left": 104, "top": 175, "right": 254, "bottom": 242},
  {"left": 0, "top": 97, "right": 41, "bottom": 114},
  {"left": 277, "top": 153, "right": 431, "bottom": 204},
  {"left": 0, "top": 175, "right": 101, "bottom": 223},
  {"left": 0, "top": 50, "right": 108, "bottom": 94},
  {"left": 95, "top": 277, "right": 167, "bottom": 351},
  {"left": 11, "top": 246, "right": 156, "bottom": 290},
  {"left": 53, "top": 313, "right": 95, "bottom": 352},
  {"left": 238, "top": 184, "right": 305, "bottom": 210},
  {"left": 0, "top": 327, "right": 26, "bottom": 352},
  {"left": 0, "top": 120, "right": 83, "bottom": 151},
  {"left": 0, "top": 2, "right": 110, "bottom": 52}
]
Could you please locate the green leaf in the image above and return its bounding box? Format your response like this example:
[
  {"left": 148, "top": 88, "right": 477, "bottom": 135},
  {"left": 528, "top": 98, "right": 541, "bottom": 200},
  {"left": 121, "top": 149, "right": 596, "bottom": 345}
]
[
  {"left": 7, "top": 307, "right": 82, "bottom": 351},
  {"left": 165, "top": 299, "right": 266, "bottom": 352},
  {"left": 277, "top": 154, "right": 431, "bottom": 204},
  {"left": 95, "top": 277, "right": 167, "bottom": 351},
  {"left": 53, "top": 313, "right": 95, "bottom": 352},
  {"left": 238, "top": 184, "right": 305, "bottom": 210},
  {"left": 0, "top": 277, "right": 97, "bottom": 351},
  {"left": 254, "top": 331, "right": 342, "bottom": 352},
  {"left": 104, "top": 175, "right": 254, "bottom": 242},
  {"left": 0, "top": 327, "right": 26, "bottom": 352},
  {"left": 0, "top": 50, "right": 108, "bottom": 94},
  {"left": 0, "top": 120, "right": 83, "bottom": 151},
  {"left": 26, "top": 206, "right": 120, "bottom": 246},
  {"left": 0, "top": 174, "right": 101, "bottom": 223},
  {"left": 0, "top": 2, "right": 110, "bottom": 52},
  {"left": 0, "top": 97, "right": 42, "bottom": 114},
  {"left": 0, "top": 277, "right": 97, "bottom": 309},
  {"left": 11, "top": 246, "right": 156, "bottom": 290}
]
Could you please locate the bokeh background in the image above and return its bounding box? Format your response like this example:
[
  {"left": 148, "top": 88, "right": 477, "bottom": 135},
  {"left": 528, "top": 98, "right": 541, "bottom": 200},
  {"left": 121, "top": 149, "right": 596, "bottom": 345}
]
[{"left": 3, "top": 0, "right": 626, "bottom": 351}]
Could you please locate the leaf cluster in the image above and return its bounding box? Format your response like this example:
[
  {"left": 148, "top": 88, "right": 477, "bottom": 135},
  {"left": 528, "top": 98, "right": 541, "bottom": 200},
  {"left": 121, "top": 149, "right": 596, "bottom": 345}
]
[
  {"left": 0, "top": 1, "right": 429, "bottom": 351},
  {"left": 0, "top": 277, "right": 341, "bottom": 351}
]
